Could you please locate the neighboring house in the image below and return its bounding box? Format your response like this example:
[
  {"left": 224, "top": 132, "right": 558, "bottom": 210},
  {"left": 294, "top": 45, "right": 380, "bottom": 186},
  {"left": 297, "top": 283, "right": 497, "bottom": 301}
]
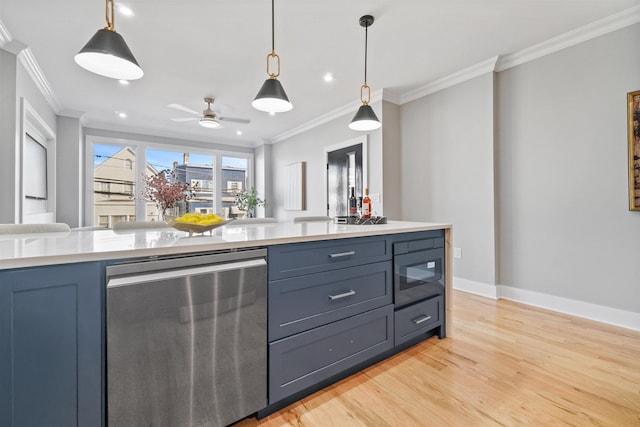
[
  {"left": 93, "top": 147, "right": 159, "bottom": 226},
  {"left": 173, "top": 161, "right": 214, "bottom": 214},
  {"left": 171, "top": 158, "right": 247, "bottom": 216}
]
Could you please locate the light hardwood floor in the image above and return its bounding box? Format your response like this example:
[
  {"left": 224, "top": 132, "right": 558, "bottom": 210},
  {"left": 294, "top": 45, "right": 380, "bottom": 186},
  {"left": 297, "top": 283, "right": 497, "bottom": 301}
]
[{"left": 234, "top": 290, "right": 640, "bottom": 426}]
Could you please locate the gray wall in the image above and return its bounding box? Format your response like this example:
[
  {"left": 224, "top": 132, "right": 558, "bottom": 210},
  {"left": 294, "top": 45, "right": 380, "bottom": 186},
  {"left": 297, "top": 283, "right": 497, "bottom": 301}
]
[
  {"left": 496, "top": 24, "right": 640, "bottom": 312},
  {"left": 0, "top": 47, "right": 57, "bottom": 224},
  {"left": 0, "top": 49, "right": 18, "bottom": 223},
  {"left": 270, "top": 100, "right": 385, "bottom": 221},
  {"left": 56, "top": 116, "right": 83, "bottom": 227},
  {"left": 400, "top": 73, "right": 497, "bottom": 285}
]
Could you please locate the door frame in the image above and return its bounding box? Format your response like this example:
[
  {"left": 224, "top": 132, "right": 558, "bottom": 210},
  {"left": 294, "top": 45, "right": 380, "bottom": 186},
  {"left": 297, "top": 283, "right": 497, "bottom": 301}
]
[{"left": 324, "top": 136, "right": 368, "bottom": 217}]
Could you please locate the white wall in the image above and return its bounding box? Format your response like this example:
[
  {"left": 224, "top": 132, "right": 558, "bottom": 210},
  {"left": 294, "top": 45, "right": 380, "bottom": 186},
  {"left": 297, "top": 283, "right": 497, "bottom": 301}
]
[
  {"left": 270, "top": 100, "right": 384, "bottom": 221},
  {"left": 496, "top": 24, "right": 640, "bottom": 313},
  {"left": 400, "top": 73, "right": 497, "bottom": 286}
]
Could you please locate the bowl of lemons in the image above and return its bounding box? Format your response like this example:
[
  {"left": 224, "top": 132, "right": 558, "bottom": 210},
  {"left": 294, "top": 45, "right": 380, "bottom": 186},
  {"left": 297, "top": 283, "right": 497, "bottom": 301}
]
[{"left": 167, "top": 213, "right": 229, "bottom": 236}]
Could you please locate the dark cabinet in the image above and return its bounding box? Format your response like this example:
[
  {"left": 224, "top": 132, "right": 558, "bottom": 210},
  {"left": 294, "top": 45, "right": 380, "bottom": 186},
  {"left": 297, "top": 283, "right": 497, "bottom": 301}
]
[
  {"left": 266, "top": 236, "right": 394, "bottom": 407},
  {"left": 0, "top": 262, "right": 103, "bottom": 427},
  {"left": 269, "top": 305, "right": 393, "bottom": 403}
]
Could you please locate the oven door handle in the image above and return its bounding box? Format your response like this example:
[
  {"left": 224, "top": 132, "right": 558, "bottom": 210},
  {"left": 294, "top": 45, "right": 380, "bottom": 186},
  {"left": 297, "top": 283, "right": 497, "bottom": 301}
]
[
  {"left": 328, "top": 290, "right": 356, "bottom": 301},
  {"left": 411, "top": 314, "right": 432, "bottom": 325}
]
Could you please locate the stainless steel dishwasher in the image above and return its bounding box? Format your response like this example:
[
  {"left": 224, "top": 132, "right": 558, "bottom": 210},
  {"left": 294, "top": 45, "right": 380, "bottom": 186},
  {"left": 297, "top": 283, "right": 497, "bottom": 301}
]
[{"left": 106, "top": 249, "right": 267, "bottom": 427}]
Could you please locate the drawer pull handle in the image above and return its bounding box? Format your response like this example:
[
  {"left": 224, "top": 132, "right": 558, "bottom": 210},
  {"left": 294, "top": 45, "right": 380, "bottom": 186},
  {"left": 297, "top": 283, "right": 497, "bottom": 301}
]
[
  {"left": 411, "top": 315, "right": 432, "bottom": 325},
  {"left": 329, "top": 251, "right": 356, "bottom": 259},
  {"left": 328, "top": 290, "right": 356, "bottom": 300}
]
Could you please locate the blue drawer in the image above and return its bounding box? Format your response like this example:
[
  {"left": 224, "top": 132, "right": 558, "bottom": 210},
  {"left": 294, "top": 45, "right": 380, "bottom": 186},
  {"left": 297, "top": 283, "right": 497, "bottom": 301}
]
[
  {"left": 268, "top": 305, "right": 393, "bottom": 404},
  {"left": 269, "top": 261, "right": 392, "bottom": 341},
  {"left": 268, "top": 235, "right": 392, "bottom": 280},
  {"left": 394, "top": 296, "right": 443, "bottom": 346}
]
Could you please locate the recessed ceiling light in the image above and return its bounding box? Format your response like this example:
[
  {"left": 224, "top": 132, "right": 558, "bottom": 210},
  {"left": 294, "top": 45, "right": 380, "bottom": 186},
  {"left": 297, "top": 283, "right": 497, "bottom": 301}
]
[
  {"left": 118, "top": 79, "right": 130, "bottom": 85},
  {"left": 117, "top": 112, "right": 127, "bottom": 118},
  {"left": 236, "top": 130, "right": 243, "bottom": 136},
  {"left": 118, "top": 5, "right": 134, "bottom": 17},
  {"left": 323, "top": 72, "right": 334, "bottom": 82},
  {"left": 269, "top": 111, "right": 276, "bottom": 116}
]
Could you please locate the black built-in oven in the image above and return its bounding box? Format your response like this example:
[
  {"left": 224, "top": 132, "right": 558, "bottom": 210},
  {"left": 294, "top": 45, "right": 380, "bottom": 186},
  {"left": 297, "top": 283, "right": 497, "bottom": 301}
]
[{"left": 393, "top": 231, "right": 445, "bottom": 308}]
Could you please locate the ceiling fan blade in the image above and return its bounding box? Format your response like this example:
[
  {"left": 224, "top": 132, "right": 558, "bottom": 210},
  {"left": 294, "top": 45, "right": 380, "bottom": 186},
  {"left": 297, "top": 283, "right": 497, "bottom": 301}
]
[
  {"left": 171, "top": 117, "right": 198, "bottom": 122},
  {"left": 167, "top": 103, "right": 199, "bottom": 115},
  {"left": 219, "top": 116, "right": 251, "bottom": 124}
]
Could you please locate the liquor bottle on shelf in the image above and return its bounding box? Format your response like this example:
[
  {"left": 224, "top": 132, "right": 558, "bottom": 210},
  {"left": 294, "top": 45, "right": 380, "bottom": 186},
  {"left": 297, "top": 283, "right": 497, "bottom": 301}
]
[
  {"left": 348, "top": 187, "right": 357, "bottom": 216},
  {"left": 357, "top": 196, "right": 363, "bottom": 217},
  {"left": 362, "top": 188, "right": 372, "bottom": 218}
]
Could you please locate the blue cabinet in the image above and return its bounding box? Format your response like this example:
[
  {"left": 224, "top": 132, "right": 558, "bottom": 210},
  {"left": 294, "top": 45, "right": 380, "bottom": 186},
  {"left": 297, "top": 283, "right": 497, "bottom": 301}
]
[{"left": 0, "top": 262, "right": 104, "bottom": 427}]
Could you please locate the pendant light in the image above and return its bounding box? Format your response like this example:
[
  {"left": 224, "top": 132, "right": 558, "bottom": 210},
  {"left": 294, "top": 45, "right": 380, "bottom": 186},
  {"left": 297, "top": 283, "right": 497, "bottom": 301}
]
[
  {"left": 252, "top": 0, "right": 293, "bottom": 113},
  {"left": 74, "top": 0, "right": 143, "bottom": 80},
  {"left": 349, "top": 15, "right": 381, "bottom": 131}
]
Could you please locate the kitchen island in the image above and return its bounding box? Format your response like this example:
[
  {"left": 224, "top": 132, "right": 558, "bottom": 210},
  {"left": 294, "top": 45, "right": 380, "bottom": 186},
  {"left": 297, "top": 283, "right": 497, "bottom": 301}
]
[{"left": 0, "top": 220, "right": 451, "bottom": 427}]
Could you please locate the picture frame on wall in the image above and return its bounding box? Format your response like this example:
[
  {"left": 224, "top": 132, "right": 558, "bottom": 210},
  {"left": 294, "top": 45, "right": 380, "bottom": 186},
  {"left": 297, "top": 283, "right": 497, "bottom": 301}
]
[{"left": 629, "top": 90, "right": 640, "bottom": 211}]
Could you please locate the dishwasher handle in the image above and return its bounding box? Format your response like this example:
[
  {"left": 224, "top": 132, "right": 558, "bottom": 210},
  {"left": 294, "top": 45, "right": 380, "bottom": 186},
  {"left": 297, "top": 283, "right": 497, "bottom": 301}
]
[{"left": 107, "top": 258, "right": 266, "bottom": 288}]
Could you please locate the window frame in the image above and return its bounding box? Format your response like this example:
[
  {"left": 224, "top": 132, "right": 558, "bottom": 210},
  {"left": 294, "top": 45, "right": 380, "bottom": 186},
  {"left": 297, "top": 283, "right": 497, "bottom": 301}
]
[{"left": 84, "top": 135, "right": 253, "bottom": 225}]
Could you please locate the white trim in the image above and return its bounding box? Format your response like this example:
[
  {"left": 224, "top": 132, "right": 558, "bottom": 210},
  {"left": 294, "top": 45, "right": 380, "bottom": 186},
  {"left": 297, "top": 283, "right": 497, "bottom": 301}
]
[
  {"left": 18, "top": 48, "right": 62, "bottom": 113},
  {"left": 496, "top": 5, "right": 640, "bottom": 72},
  {"left": 21, "top": 98, "right": 57, "bottom": 224},
  {"left": 270, "top": 90, "right": 383, "bottom": 144},
  {"left": 453, "top": 276, "right": 498, "bottom": 299},
  {"left": 400, "top": 56, "right": 500, "bottom": 104},
  {"left": 452, "top": 278, "right": 640, "bottom": 331},
  {"left": 0, "top": 18, "right": 12, "bottom": 47},
  {"left": 497, "top": 285, "right": 640, "bottom": 332}
]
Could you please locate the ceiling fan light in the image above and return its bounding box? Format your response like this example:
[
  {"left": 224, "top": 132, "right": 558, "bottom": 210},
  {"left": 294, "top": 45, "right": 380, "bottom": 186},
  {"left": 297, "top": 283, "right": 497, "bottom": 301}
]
[
  {"left": 199, "top": 116, "right": 221, "bottom": 128},
  {"left": 252, "top": 78, "right": 293, "bottom": 113},
  {"left": 349, "top": 104, "right": 381, "bottom": 131},
  {"left": 75, "top": 28, "right": 143, "bottom": 80}
]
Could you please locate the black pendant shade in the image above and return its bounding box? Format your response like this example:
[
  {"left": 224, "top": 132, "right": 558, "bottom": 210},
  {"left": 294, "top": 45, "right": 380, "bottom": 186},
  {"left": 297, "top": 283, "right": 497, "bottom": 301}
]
[
  {"left": 75, "top": 28, "right": 143, "bottom": 80},
  {"left": 253, "top": 0, "right": 293, "bottom": 113},
  {"left": 349, "top": 15, "right": 381, "bottom": 131},
  {"left": 349, "top": 104, "right": 381, "bottom": 131},
  {"left": 252, "top": 77, "right": 293, "bottom": 113}
]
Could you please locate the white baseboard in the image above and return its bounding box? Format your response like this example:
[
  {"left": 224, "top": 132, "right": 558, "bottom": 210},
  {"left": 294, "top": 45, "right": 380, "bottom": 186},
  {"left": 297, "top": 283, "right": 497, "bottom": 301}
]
[
  {"left": 452, "top": 277, "right": 498, "bottom": 299},
  {"left": 452, "top": 277, "right": 640, "bottom": 331}
]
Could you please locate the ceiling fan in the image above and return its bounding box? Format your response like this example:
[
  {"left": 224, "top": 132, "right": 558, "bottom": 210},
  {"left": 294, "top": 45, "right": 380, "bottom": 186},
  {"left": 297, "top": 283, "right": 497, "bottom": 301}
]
[{"left": 169, "top": 98, "right": 251, "bottom": 129}]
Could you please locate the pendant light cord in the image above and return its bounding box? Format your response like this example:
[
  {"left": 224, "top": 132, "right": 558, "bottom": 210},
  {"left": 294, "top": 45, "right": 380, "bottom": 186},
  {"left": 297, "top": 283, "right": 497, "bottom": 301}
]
[
  {"left": 271, "top": 0, "right": 275, "bottom": 54},
  {"left": 364, "top": 22, "right": 368, "bottom": 85}
]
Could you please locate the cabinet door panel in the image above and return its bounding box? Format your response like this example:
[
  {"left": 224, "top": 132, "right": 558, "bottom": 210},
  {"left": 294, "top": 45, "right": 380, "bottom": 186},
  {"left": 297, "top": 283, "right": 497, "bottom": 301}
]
[
  {"left": 269, "top": 305, "right": 393, "bottom": 403},
  {"left": 269, "top": 261, "right": 392, "bottom": 341},
  {"left": 268, "top": 236, "right": 392, "bottom": 280},
  {"left": 0, "top": 263, "right": 103, "bottom": 427}
]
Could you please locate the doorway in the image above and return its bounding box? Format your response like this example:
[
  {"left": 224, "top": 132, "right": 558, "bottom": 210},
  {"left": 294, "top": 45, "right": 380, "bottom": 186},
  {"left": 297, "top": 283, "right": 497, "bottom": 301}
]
[{"left": 325, "top": 137, "right": 367, "bottom": 217}]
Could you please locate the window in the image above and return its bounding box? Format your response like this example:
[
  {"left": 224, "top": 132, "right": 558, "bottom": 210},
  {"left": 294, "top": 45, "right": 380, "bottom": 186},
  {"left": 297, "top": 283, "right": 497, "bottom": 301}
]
[
  {"left": 146, "top": 148, "right": 214, "bottom": 219},
  {"left": 221, "top": 156, "right": 249, "bottom": 217},
  {"left": 86, "top": 137, "right": 253, "bottom": 225},
  {"left": 92, "top": 144, "right": 136, "bottom": 226}
]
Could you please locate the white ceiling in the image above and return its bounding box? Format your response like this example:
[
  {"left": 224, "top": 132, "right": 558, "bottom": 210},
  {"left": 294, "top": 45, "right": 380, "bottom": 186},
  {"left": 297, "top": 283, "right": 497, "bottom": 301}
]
[{"left": 1, "top": 0, "right": 639, "bottom": 146}]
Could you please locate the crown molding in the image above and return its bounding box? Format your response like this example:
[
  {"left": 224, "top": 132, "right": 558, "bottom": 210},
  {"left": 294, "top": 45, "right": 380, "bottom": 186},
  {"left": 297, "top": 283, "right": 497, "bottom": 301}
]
[
  {"left": 399, "top": 56, "right": 500, "bottom": 105},
  {"left": 496, "top": 5, "right": 640, "bottom": 72},
  {"left": 0, "top": 18, "right": 62, "bottom": 114},
  {"left": 269, "top": 89, "right": 384, "bottom": 144},
  {"left": 0, "top": 19, "right": 11, "bottom": 47},
  {"left": 18, "top": 48, "right": 62, "bottom": 113}
]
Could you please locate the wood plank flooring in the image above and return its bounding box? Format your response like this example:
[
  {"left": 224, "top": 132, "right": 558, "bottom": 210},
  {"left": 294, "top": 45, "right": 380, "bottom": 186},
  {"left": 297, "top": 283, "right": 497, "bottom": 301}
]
[{"left": 234, "top": 291, "right": 640, "bottom": 426}]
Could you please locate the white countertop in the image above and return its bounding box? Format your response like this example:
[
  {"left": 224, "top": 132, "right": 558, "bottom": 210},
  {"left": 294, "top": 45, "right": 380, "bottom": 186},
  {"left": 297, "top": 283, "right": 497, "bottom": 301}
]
[{"left": 0, "top": 220, "right": 451, "bottom": 270}]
